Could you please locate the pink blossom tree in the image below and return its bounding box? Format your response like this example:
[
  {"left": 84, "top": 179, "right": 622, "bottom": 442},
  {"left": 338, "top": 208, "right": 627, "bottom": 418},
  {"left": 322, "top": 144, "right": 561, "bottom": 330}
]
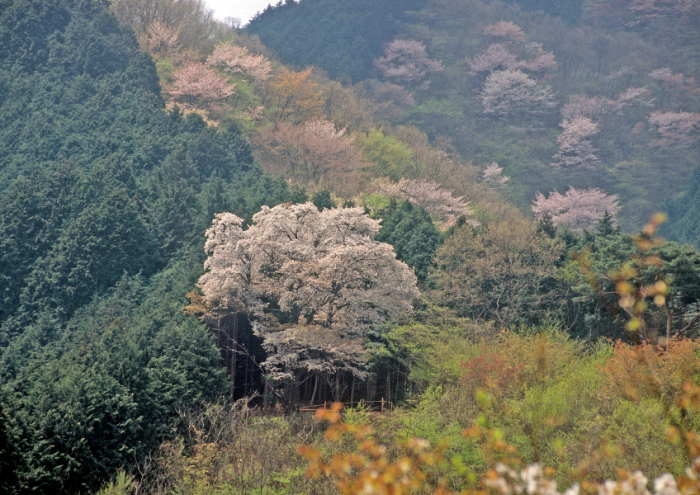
[
  {"left": 375, "top": 178, "right": 477, "bottom": 227},
  {"left": 207, "top": 42, "right": 272, "bottom": 83},
  {"left": 648, "top": 111, "right": 700, "bottom": 147},
  {"left": 551, "top": 117, "right": 600, "bottom": 169},
  {"left": 254, "top": 118, "right": 369, "bottom": 195},
  {"left": 481, "top": 162, "right": 510, "bottom": 190},
  {"left": 517, "top": 42, "right": 558, "bottom": 74},
  {"left": 483, "top": 21, "right": 525, "bottom": 43},
  {"left": 532, "top": 187, "right": 620, "bottom": 232},
  {"left": 374, "top": 39, "right": 443, "bottom": 88},
  {"left": 470, "top": 43, "right": 556, "bottom": 76},
  {"left": 198, "top": 204, "right": 419, "bottom": 397},
  {"left": 469, "top": 44, "right": 518, "bottom": 75},
  {"left": 166, "top": 62, "right": 235, "bottom": 116},
  {"left": 479, "top": 69, "right": 556, "bottom": 118},
  {"left": 617, "top": 87, "right": 655, "bottom": 108},
  {"left": 560, "top": 94, "right": 620, "bottom": 121}
]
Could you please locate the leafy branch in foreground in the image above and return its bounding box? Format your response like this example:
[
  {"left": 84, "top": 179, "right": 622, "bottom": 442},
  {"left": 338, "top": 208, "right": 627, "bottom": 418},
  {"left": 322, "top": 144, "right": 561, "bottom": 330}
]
[{"left": 299, "top": 395, "right": 700, "bottom": 495}]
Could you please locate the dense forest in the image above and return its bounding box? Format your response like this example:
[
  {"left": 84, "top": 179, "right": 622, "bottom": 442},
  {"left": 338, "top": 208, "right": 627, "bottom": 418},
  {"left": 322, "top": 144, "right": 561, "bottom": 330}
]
[{"left": 1, "top": 0, "right": 700, "bottom": 493}]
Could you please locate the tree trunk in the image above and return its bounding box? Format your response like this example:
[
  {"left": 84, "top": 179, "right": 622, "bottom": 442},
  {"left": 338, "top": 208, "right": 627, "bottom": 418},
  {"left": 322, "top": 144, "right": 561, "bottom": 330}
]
[
  {"left": 350, "top": 374, "right": 355, "bottom": 407},
  {"left": 230, "top": 317, "right": 238, "bottom": 400},
  {"left": 310, "top": 374, "right": 319, "bottom": 405}
]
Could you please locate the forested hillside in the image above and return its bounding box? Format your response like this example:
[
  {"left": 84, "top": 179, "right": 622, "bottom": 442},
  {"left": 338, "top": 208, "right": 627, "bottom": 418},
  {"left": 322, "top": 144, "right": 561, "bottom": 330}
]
[
  {"left": 0, "top": 0, "right": 294, "bottom": 492},
  {"left": 2, "top": 0, "right": 700, "bottom": 493},
  {"left": 249, "top": 0, "right": 700, "bottom": 234}
]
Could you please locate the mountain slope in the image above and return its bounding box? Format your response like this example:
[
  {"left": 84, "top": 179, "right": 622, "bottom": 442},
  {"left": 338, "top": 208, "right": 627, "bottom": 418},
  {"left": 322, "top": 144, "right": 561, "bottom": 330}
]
[{"left": 0, "top": 0, "right": 294, "bottom": 491}]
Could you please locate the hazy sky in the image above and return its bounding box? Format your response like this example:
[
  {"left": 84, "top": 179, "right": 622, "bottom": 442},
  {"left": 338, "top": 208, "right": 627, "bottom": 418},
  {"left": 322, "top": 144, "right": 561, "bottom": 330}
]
[{"left": 202, "top": 0, "right": 277, "bottom": 26}]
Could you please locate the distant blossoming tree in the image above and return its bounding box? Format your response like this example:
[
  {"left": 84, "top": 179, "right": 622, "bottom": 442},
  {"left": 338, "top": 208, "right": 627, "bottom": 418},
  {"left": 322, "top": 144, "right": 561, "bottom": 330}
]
[
  {"left": 471, "top": 19, "right": 557, "bottom": 77},
  {"left": 470, "top": 43, "right": 556, "bottom": 76},
  {"left": 617, "top": 87, "right": 655, "bottom": 108},
  {"left": 376, "top": 178, "right": 478, "bottom": 227},
  {"left": 517, "top": 42, "right": 558, "bottom": 73},
  {"left": 648, "top": 111, "right": 700, "bottom": 147},
  {"left": 198, "top": 204, "right": 420, "bottom": 399},
  {"left": 532, "top": 187, "right": 620, "bottom": 232},
  {"left": 479, "top": 69, "right": 556, "bottom": 117},
  {"left": 551, "top": 117, "right": 600, "bottom": 169},
  {"left": 469, "top": 44, "right": 518, "bottom": 75},
  {"left": 561, "top": 95, "right": 619, "bottom": 121},
  {"left": 207, "top": 42, "right": 272, "bottom": 82},
  {"left": 374, "top": 39, "right": 443, "bottom": 88},
  {"left": 649, "top": 67, "right": 698, "bottom": 108},
  {"left": 166, "top": 62, "right": 235, "bottom": 119},
  {"left": 484, "top": 21, "right": 525, "bottom": 43},
  {"left": 470, "top": 24, "right": 557, "bottom": 120},
  {"left": 254, "top": 118, "right": 369, "bottom": 195},
  {"left": 481, "top": 162, "right": 510, "bottom": 190}
]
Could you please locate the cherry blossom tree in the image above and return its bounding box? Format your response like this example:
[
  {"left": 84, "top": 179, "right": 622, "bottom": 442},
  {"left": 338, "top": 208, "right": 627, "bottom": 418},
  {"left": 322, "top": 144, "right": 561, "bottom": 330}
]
[
  {"left": 375, "top": 178, "right": 477, "bottom": 227},
  {"left": 254, "top": 118, "right": 369, "bottom": 195},
  {"left": 470, "top": 25, "right": 557, "bottom": 121},
  {"left": 649, "top": 68, "right": 698, "bottom": 109},
  {"left": 517, "top": 42, "right": 558, "bottom": 73},
  {"left": 198, "top": 204, "right": 420, "bottom": 398},
  {"left": 469, "top": 44, "right": 518, "bottom": 75},
  {"left": 479, "top": 69, "right": 556, "bottom": 118},
  {"left": 617, "top": 87, "right": 655, "bottom": 108},
  {"left": 374, "top": 39, "right": 443, "bottom": 88},
  {"left": 481, "top": 162, "right": 510, "bottom": 190},
  {"left": 532, "top": 187, "right": 620, "bottom": 232},
  {"left": 166, "top": 62, "right": 235, "bottom": 117},
  {"left": 561, "top": 90, "right": 653, "bottom": 121},
  {"left": 470, "top": 37, "right": 556, "bottom": 77},
  {"left": 483, "top": 21, "right": 525, "bottom": 43},
  {"left": 648, "top": 111, "right": 700, "bottom": 147},
  {"left": 551, "top": 117, "right": 600, "bottom": 169},
  {"left": 207, "top": 42, "right": 272, "bottom": 82}
]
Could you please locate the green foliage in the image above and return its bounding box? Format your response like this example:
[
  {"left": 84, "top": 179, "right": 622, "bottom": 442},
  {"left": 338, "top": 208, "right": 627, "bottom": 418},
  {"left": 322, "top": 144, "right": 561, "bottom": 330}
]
[
  {"left": 560, "top": 224, "right": 700, "bottom": 343},
  {"left": 248, "top": 0, "right": 422, "bottom": 83},
  {"left": 0, "top": 0, "right": 296, "bottom": 336},
  {"left": 388, "top": 328, "right": 696, "bottom": 486},
  {"left": 0, "top": 400, "right": 18, "bottom": 494},
  {"left": 375, "top": 200, "right": 442, "bottom": 282},
  {"left": 429, "top": 206, "right": 565, "bottom": 328},
  {"left": 663, "top": 167, "right": 700, "bottom": 249},
  {"left": 139, "top": 401, "right": 319, "bottom": 495},
  {"left": 510, "top": 0, "right": 583, "bottom": 23},
  {"left": 355, "top": 129, "right": 416, "bottom": 181},
  {"left": 0, "top": 0, "right": 301, "bottom": 491},
  {"left": 384, "top": 308, "right": 491, "bottom": 391},
  {"left": 95, "top": 471, "right": 137, "bottom": 495},
  {"left": 311, "top": 189, "right": 335, "bottom": 211},
  {"left": 599, "top": 399, "right": 686, "bottom": 479},
  {"left": 1, "top": 258, "right": 229, "bottom": 494}
]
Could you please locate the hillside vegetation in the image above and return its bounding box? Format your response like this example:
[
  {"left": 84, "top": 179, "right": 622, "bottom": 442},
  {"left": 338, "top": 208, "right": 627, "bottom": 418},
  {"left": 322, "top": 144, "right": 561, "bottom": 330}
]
[
  {"left": 1, "top": 0, "right": 700, "bottom": 493},
  {"left": 249, "top": 0, "right": 700, "bottom": 234}
]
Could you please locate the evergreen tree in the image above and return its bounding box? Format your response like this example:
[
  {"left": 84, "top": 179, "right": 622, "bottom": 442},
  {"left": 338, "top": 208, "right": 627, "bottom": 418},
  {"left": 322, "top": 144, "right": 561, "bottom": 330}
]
[{"left": 376, "top": 200, "right": 441, "bottom": 283}]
